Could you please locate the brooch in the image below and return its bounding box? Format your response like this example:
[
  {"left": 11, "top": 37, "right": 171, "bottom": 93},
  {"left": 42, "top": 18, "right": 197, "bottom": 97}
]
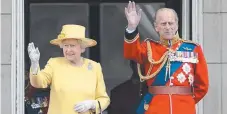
[{"left": 88, "top": 62, "right": 93, "bottom": 70}]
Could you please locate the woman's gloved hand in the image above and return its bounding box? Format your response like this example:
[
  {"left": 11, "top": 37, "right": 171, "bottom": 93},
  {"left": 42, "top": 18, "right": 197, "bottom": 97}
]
[
  {"left": 27, "top": 42, "right": 40, "bottom": 74},
  {"left": 74, "top": 100, "right": 96, "bottom": 113}
]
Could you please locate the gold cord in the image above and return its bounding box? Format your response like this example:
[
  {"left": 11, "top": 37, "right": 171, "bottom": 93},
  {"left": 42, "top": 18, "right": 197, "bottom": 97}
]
[{"left": 137, "top": 41, "right": 168, "bottom": 81}]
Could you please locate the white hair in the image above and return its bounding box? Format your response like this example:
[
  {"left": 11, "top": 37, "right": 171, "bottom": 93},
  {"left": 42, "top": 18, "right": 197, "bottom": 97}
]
[
  {"left": 154, "top": 8, "right": 179, "bottom": 23},
  {"left": 59, "top": 39, "right": 86, "bottom": 53}
]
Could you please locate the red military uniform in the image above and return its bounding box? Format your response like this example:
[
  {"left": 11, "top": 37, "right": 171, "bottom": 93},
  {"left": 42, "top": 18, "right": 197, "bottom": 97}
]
[{"left": 123, "top": 29, "right": 209, "bottom": 114}]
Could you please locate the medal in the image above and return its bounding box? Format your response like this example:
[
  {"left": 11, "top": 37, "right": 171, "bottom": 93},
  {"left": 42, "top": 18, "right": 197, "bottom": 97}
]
[
  {"left": 144, "top": 104, "right": 149, "bottom": 110},
  {"left": 144, "top": 101, "right": 149, "bottom": 110}
]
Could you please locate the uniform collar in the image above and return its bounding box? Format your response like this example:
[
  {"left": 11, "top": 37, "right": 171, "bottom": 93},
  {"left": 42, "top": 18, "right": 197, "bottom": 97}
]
[{"left": 159, "top": 32, "right": 180, "bottom": 47}]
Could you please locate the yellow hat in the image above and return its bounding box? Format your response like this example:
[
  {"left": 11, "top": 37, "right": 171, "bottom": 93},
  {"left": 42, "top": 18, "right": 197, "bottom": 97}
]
[{"left": 50, "top": 24, "right": 97, "bottom": 47}]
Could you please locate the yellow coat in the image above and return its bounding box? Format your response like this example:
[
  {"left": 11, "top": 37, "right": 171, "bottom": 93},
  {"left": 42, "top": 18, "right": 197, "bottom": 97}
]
[{"left": 30, "top": 57, "right": 110, "bottom": 114}]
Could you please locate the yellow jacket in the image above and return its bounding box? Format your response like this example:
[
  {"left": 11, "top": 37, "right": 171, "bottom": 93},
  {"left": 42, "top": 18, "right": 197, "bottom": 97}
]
[{"left": 30, "top": 57, "right": 110, "bottom": 114}]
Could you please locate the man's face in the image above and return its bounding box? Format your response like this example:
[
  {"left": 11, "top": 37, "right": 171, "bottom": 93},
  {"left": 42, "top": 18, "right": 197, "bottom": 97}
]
[{"left": 155, "top": 10, "right": 178, "bottom": 40}]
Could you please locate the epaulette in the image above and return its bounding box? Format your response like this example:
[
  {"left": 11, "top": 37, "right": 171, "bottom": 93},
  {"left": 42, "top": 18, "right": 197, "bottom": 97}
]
[
  {"left": 143, "top": 38, "right": 160, "bottom": 44},
  {"left": 182, "top": 39, "right": 199, "bottom": 46}
]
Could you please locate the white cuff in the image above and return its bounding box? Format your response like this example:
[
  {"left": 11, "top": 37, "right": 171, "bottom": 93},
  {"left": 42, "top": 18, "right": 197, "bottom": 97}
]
[{"left": 126, "top": 27, "right": 136, "bottom": 33}]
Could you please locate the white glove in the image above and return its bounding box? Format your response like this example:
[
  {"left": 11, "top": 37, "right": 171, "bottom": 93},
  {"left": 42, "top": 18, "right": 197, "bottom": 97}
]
[
  {"left": 74, "top": 100, "right": 96, "bottom": 113},
  {"left": 27, "top": 42, "right": 40, "bottom": 74}
]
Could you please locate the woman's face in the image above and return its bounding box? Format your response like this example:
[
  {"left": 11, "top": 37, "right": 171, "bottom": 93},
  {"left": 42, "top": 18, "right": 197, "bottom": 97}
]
[{"left": 61, "top": 39, "right": 85, "bottom": 61}]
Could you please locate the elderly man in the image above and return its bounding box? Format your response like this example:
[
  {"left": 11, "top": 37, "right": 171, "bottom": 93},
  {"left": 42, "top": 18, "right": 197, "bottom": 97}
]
[{"left": 123, "top": 1, "right": 209, "bottom": 114}]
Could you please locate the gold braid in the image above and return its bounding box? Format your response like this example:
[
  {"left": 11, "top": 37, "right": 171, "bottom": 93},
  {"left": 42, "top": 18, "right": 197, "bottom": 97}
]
[
  {"left": 147, "top": 41, "right": 168, "bottom": 64},
  {"left": 137, "top": 41, "right": 168, "bottom": 81}
]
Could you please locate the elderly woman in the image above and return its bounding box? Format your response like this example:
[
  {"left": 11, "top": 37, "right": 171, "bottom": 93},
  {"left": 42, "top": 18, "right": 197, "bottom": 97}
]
[{"left": 27, "top": 24, "right": 110, "bottom": 114}]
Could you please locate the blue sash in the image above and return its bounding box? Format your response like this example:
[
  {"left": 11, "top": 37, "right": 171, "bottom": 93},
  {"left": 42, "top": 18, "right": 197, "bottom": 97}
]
[{"left": 136, "top": 42, "right": 196, "bottom": 114}]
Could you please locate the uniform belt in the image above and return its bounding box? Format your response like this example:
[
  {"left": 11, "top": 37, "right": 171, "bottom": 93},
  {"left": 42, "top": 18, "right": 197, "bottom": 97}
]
[{"left": 148, "top": 86, "right": 193, "bottom": 95}]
